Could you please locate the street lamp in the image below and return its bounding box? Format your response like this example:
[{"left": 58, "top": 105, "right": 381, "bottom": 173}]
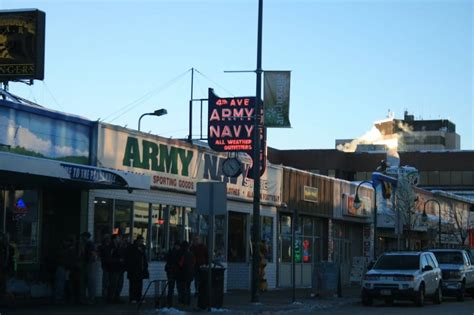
[
  {"left": 423, "top": 199, "right": 441, "bottom": 248},
  {"left": 354, "top": 180, "right": 376, "bottom": 259},
  {"left": 138, "top": 108, "right": 168, "bottom": 131}
]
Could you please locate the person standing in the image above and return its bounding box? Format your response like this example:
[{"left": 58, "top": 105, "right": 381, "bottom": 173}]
[
  {"left": 0, "top": 233, "right": 15, "bottom": 303},
  {"left": 98, "top": 234, "right": 111, "bottom": 299},
  {"left": 164, "top": 242, "right": 180, "bottom": 307},
  {"left": 79, "top": 232, "right": 97, "bottom": 304},
  {"left": 176, "top": 241, "right": 194, "bottom": 306},
  {"left": 108, "top": 234, "right": 126, "bottom": 303},
  {"left": 54, "top": 239, "right": 69, "bottom": 303},
  {"left": 125, "top": 235, "right": 148, "bottom": 304},
  {"left": 190, "top": 236, "right": 208, "bottom": 297}
]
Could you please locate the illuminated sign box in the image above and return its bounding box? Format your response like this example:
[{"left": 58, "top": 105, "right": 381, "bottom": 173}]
[{"left": 0, "top": 9, "right": 45, "bottom": 81}]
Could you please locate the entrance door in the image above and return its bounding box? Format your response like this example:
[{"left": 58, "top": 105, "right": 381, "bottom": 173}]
[{"left": 278, "top": 214, "right": 325, "bottom": 287}]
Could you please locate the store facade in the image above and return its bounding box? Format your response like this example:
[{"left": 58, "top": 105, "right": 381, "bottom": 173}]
[
  {"left": 0, "top": 99, "right": 148, "bottom": 294},
  {"left": 89, "top": 123, "right": 283, "bottom": 294},
  {"left": 277, "top": 167, "right": 331, "bottom": 287},
  {"left": 332, "top": 180, "right": 373, "bottom": 285}
]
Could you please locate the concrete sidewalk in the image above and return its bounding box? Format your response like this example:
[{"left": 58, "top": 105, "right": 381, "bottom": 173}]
[{"left": 0, "top": 286, "right": 361, "bottom": 314}]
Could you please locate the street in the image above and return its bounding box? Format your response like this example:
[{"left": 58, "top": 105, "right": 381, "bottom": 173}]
[{"left": 320, "top": 299, "right": 474, "bottom": 315}]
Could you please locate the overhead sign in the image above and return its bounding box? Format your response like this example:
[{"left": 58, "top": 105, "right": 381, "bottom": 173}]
[
  {"left": 0, "top": 9, "right": 45, "bottom": 81},
  {"left": 264, "top": 71, "right": 291, "bottom": 127},
  {"left": 208, "top": 88, "right": 266, "bottom": 176},
  {"left": 97, "top": 124, "right": 282, "bottom": 205}
]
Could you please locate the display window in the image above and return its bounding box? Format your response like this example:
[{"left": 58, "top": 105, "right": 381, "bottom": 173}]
[{"left": 4, "top": 190, "right": 39, "bottom": 264}]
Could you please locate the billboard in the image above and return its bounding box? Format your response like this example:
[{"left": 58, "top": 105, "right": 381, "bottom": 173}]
[
  {"left": 0, "top": 102, "right": 90, "bottom": 164},
  {"left": 0, "top": 9, "right": 45, "bottom": 81}
]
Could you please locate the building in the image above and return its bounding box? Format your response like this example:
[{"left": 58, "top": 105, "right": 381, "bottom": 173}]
[
  {"left": 0, "top": 97, "right": 149, "bottom": 295},
  {"left": 336, "top": 111, "right": 461, "bottom": 152}
]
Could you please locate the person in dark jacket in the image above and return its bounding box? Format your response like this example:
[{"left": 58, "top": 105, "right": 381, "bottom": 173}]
[
  {"left": 0, "top": 233, "right": 15, "bottom": 301},
  {"left": 107, "top": 234, "right": 126, "bottom": 303},
  {"left": 190, "top": 235, "right": 208, "bottom": 297},
  {"left": 125, "top": 235, "right": 148, "bottom": 304},
  {"left": 164, "top": 242, "right": 180, "bottom": 307},
  {"left": 98, "top": 234, "right": 111, "bottom": 299},
  {"left": 176, "top": 241, "right": 194, "bottom": 306}
]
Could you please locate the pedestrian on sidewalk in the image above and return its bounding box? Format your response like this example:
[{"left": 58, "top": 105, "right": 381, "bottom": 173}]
[
  {"left": 107, "top": 234, "right": 126, "bottom": 303},
  {"left": 98, "top": 234, "right": 111, "bottom": 299},
  {"left": 53, "top": 239, "right": 69, "bottom": 303},
  {"left": 176, "top": 241, "right": 194, "bottom": 306},
  {"left": 190, "top": 235, "right": 208, "bottom": 297},
  {"left": 0, "top": 232, "right": 15, "bottom": 304},
  {"left": 125, "top": 235, "right": 148, "bottom": 304},
  {"left": 79, "top": 231, "right": 97, "bottom": 304},
  {"left": 164, "top": 242, "right": 180, "bottom": 307}
]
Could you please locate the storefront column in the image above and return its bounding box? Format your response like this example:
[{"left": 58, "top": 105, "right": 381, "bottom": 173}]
[
  {"left": 327, "top": 219, "right": 333, "bottom": 262},
  {"left": 80, "top": 190, "right": 89, "bottom": 233}
]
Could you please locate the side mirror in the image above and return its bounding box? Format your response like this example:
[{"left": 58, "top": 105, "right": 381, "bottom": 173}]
[{"left": 422, "top": 265, "right": 433, "bottom": 272}]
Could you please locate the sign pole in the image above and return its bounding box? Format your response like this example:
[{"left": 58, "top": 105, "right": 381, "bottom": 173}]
[
  {"left": 207, "top": 185, "right": 214, "bottom": 311},
  {"left": 251, "top": 0, "right": 263, "bottom": 304}
]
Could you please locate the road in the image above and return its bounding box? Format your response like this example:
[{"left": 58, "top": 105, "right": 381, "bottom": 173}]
[{"left": 320, "top": 298, "right": 474, "bottom": 315}]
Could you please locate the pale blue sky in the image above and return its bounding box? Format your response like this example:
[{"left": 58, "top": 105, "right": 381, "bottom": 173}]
[{"left": 1, "top": 0, "right": 472, "bottom": 150}]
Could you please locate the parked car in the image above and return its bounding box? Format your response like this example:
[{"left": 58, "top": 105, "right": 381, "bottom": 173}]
[
  {"left": 361, "top": 251, "right": 442, "bottom": 307},
  {"left": 429, "top": 249, "right": 474, "bottom": 301}
]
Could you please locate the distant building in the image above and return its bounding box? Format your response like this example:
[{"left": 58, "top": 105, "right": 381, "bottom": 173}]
[{"left": 336, "top": 111, "right": 461, "bottom": 152}]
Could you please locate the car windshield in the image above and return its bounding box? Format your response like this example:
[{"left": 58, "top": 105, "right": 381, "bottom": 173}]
[
  {"left": 432, "top": 252, "right": 464, "bottom": 265},
  {"left": 373, "top": 254, "right": 419, "bottom": 270}
]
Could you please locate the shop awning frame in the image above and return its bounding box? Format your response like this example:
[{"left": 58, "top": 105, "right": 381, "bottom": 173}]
[{"left": 0, "top": 151, "right": 150, "bottom": 191}]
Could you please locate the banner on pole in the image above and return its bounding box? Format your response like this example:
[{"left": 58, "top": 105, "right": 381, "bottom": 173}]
[{"left": 264, "top": 71, "right": 291, "bottom": 127}]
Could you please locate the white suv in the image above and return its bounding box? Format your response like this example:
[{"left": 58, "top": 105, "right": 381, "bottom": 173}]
[{"left": 361, "top": 252, "right": 442, "bottom": 306}]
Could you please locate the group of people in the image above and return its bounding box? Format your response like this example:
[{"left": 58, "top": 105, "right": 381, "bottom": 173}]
[
  {"left": 98, "top": 234, "right": 149, "bottom": 304},
  {"left": 53, "top": 232, "right": 149, "bottom": 305},
  {"left": 54, "top": 232, "right": 99, "bottom": 304},
  {"left": 164, "top": 235, "right": 208, "bottom": 307}
]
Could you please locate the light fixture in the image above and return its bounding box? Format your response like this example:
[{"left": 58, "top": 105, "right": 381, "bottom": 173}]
[{"left": 138, "top": 108, "right": 168, "bottom": 131}]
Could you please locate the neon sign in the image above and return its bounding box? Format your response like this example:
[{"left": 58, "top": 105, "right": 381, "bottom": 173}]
[{"left": 208, "top": 88, "right": 266, "bottom": 176}]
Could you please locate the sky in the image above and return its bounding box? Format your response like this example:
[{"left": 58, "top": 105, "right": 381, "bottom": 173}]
[{"left": 1, "top": 0, "right": 472, "bottom": 150}]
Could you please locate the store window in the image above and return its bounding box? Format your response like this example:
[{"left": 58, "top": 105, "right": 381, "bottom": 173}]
[
  {"left": 168, "top": 206, "right": 182, "bottom": 250},
  {"left": 5, "top": 190, "right": 39, "bottom": 263},
  {"left": 93, "top": 198, "right": 113, "bottom": 244},
  {"left": 195, "top": 214, "right": 225, "bottom": 261},
  {"left": 150, "top": 204, "right": 166, "bottom": 261},
  {"left": 114, "top": 200, "right": 133, "bottom": 241},
  {"left": 227, "top": 212, "right": 247, "bottom": 262},
  {"left": 133, "top": 202, "right": 149, "bottom": 244},
  {"left": 261, "top": 216, "right": 273, "bottom": 262},
  {"left": 280, "top": 214, "right": 292, "bottom": 263}
]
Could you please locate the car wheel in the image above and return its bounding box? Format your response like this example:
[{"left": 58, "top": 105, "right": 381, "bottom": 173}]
[
  {"left": 361, "top": 291, "right": 373, "bottom": 306},
  {"left": 456, "top": 281, "right": 465, "bottom": 302},
  {"left": 433, "top": 283, "right": 442, "bottom": 304},
  {"left": 415, "top": 283, "right": 425, "bottom": 307}
]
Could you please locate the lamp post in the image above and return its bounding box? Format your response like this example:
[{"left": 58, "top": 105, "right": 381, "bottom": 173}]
[
  {"left": 354, "top": 180, "right": 376, "bottom": 260},
  {"left": 138, "top": 108, "right": 167, "bottom": 131},
  {"left": 423, "top": 199, "right": 441, "bottom": 248}
]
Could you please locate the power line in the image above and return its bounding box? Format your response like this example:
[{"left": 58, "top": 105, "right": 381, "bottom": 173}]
[
  {"left": 194, "top": 69, "right": 235, "bottom": 97},
  {"left": 103, "top": 68, "right": 192, "bottom": 123}
]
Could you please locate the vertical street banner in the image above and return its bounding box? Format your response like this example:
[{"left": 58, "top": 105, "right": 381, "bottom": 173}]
[{"left": 263, "top": 71, "right": 291, "bottom": 128}]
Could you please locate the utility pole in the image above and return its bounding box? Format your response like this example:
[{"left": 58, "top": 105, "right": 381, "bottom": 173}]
[{"left": 251, "top": 0, "right": 263, "bottom": 304}]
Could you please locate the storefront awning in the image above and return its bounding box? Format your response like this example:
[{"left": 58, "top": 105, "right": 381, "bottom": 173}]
[{"left": 0, "top": 151, "right": 150, "bottom": 191}]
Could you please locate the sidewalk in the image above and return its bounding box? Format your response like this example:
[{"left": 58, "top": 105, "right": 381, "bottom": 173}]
[{"left": 0, "top": 286, "right": 361, "bottom": 315}]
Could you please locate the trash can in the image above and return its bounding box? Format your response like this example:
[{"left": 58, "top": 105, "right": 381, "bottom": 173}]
[{"left": 197, "top": 267, "right": 225, "bottom": 309}]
